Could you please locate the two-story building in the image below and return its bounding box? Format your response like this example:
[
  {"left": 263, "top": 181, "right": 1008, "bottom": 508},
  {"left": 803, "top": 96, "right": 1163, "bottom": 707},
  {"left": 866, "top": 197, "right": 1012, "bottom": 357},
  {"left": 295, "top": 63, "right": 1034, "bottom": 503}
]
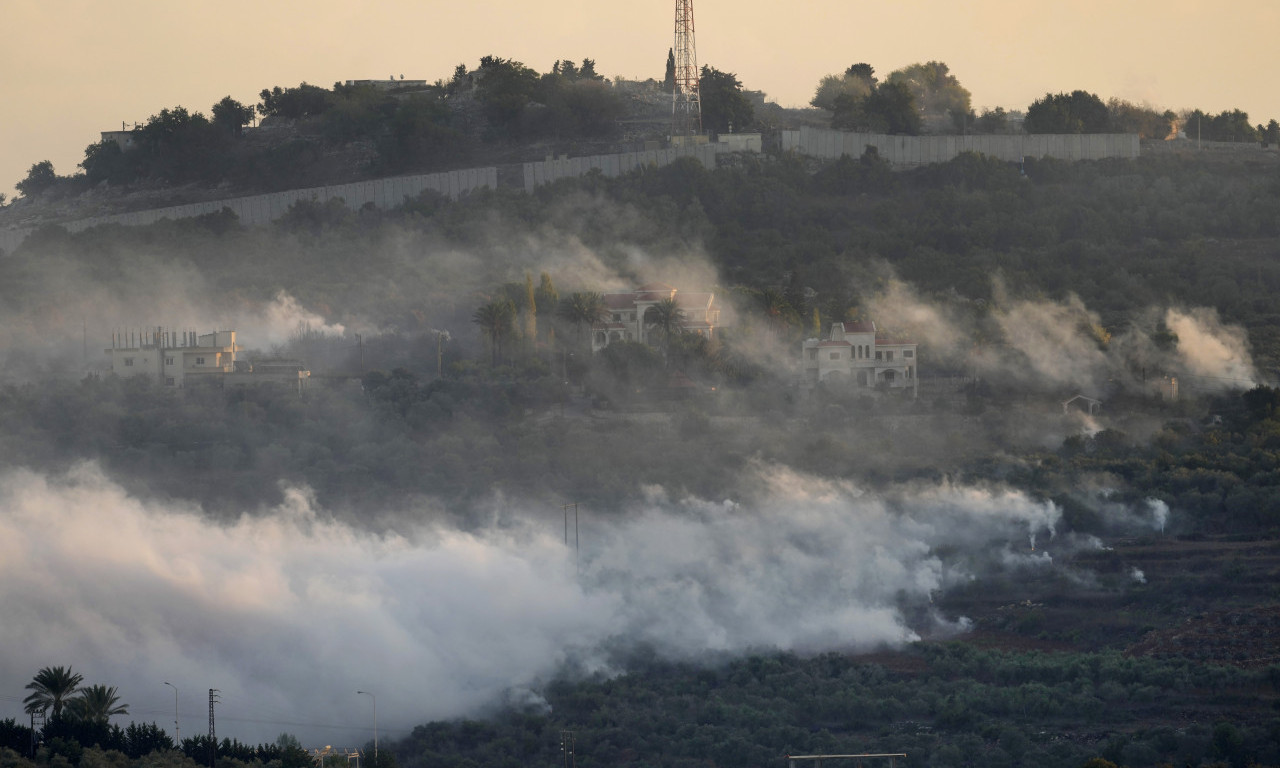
[
  {"left": 591, "top": 284, "right": 720, "bottom": 352},
  {"left": 106, "top": 328, "right": 310, "bottom": 392},
  {"left": 801, "top": 321, "right": 918, "bottom": 396}
]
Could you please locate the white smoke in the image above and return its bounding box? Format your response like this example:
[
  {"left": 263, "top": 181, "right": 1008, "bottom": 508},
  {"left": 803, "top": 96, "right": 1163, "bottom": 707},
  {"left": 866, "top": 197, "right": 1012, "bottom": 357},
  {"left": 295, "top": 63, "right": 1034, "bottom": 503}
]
[
  {"left": 240, "top": 291, "right": 348, "bottom": 346},
  {"left": 0, "top": 463, "right": 1060, "bottom": 746},
  {"left": 1164, "top": 307, "right": 1257, "bottom": 388}
]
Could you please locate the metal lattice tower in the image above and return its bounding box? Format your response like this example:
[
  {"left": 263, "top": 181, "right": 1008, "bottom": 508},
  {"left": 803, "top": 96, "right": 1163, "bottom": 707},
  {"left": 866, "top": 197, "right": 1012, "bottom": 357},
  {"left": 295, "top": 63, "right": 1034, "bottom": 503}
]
[
  {"left": 671, "top": 0, "right": 701, "bottom": 138},
  {"left": 208, "top": 689, "right": 220, "bottom": 768}
]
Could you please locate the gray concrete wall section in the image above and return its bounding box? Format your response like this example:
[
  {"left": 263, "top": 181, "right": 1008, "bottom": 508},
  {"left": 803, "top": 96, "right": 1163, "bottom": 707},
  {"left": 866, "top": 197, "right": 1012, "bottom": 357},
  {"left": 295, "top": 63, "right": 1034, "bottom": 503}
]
[
  {"left": 0, "top": 168, "right": 496, "bottom": 252},
  {"left": 522, "top": 143, "right": 719, "bottom": 192},
  {"left": 782, "top": 127, "right": 1138, "bottom": 164}
]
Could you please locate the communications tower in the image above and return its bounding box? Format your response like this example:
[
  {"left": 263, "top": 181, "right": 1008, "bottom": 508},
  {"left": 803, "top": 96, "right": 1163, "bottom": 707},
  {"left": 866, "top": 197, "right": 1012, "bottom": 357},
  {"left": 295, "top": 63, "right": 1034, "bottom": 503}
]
[{"left": 671, "top": 0, "right": 701, "bottom": 139}]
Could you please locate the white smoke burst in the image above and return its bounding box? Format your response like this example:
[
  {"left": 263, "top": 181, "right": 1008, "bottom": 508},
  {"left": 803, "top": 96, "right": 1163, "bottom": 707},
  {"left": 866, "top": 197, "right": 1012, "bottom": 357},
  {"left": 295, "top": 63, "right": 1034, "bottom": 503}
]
[{"left": 0, "top": 462, "right": 1066, "bottom": 746}]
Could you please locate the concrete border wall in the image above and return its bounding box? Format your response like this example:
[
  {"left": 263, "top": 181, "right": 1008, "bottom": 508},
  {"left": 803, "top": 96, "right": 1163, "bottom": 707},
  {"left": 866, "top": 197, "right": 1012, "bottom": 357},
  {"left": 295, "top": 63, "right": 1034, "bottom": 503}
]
[
  {"left": 522, "top": 143, "right": 719, "bottom": 192},
  {"left": 0, "top": 167, "right": 496, "bottom": 253},
  {"left": 781, "top": 126, "right": 1139, "bottom": 164}
]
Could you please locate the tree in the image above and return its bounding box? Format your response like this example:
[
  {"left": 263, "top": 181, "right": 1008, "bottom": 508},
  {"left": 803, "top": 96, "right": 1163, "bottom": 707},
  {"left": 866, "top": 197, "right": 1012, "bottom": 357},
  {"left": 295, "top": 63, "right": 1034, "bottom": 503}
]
[
  {"left": 886, "top": 61, "right": 970, "bottom": 130},
  {"left": 473, "top": 300, "right": 516, "bottom": 366},
  {"left": 974, "top": 107, "right": 1009, "bottom": 134},
  {"left": 810, "top": 63, "right": 876, "bottom": 112},
  {"left": 663, "top": 49, "right": 677, "bottom": 93},
  {"left": 211, "top": 96, "right": 256, "bottom": 136},
  {"left": 23, "top": 666, "right": 84, "bottom": 717},
  {"left": 1025, "top": 91, "right": 1110, "bottom": 134},
  {"left": 81, "top": 139, "right": 138, "bottom": 186},
  {"left": 644, "top": 297, "right": 685, "bottom": 361},
  {"left": 257, "top": 83, "right": 333, "bottom": 119},
  {"left": 755, "top": 287, "right": 799, "bottom": 335},
  {"left": 15, "top": 160, "right": 58, "bottom": 198},
  {"left": 1106, "top": 99, "right": 1173, "bottom": 139},
  {"left": 844, "top": 81, "right": 921, "bottom": 135},
  {"left": 558, "top": 292, "right": 608, "bottom": 350},
  {"left": 68, "top": 685, "right": 128, "bottom": 724},
  {"left": 1263, "top": 119, "right": 1280, "bottom": 146},
  {"left": 473, "top": 56, "right": 540, "bottom": 136},
  {"left": 699, "top": 66, "right": 753, "bottom": 133}
]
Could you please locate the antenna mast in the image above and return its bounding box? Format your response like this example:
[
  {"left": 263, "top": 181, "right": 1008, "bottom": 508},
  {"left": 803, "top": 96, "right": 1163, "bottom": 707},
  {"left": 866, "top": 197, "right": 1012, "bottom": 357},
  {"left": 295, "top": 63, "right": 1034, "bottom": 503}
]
[{"left": 671, "top": 0, "right": 701, "bottom": 138}]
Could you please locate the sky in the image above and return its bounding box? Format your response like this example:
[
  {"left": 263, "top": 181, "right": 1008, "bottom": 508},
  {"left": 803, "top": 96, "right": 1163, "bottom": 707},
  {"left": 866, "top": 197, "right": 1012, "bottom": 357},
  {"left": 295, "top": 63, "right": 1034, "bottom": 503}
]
[{"left": 1, "top": 0, "right": 1278, "bottom": 200}]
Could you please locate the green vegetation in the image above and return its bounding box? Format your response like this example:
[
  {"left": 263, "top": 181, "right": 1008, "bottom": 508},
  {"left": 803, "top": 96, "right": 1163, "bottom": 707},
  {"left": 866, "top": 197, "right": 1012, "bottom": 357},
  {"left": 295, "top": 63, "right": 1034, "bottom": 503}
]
[
  {"left": 4, "top": 58, "right": 1280, "bottom": 768},
  {"left": 388, "top": 646, "right": 1280, "bottom": 768}
]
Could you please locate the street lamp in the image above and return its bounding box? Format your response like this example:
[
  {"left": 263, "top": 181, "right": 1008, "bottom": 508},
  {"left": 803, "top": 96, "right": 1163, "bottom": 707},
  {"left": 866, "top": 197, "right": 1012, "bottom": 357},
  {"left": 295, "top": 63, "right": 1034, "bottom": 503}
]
[
  {"left": 163, "top": 682, "right": 179, "bottom": 743},
  {"left": 356, "top": 691, "right": 377, "bottom": 763}
]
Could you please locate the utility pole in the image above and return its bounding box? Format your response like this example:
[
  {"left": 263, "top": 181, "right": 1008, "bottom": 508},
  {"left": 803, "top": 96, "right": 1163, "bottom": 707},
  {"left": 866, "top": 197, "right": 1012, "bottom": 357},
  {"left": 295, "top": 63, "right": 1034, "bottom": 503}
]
[
  {"left": 671, "top": 0, "right": 701, "bottom": 139},
  {"left": 208, "top": 689, "right": 219, "bottom": 768},
  {"left": 164, "top": 682, "right": 180, "bottom": 744},
  {"left": 357, "top": 691, "right": 378, "bottom": 764}
]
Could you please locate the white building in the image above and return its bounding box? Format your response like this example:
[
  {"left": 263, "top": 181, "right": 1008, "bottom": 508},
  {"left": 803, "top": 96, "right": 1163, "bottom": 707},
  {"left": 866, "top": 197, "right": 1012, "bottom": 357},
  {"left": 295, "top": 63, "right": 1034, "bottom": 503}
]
[
  {"left": 591, "top": 284, "right": 720, "bottom": 353},
  {"left": 801, "top": 321, "right": 918, "bottom": 396},
  {"left": 106, "top": 328, "right": 309, "bottom": 392}
]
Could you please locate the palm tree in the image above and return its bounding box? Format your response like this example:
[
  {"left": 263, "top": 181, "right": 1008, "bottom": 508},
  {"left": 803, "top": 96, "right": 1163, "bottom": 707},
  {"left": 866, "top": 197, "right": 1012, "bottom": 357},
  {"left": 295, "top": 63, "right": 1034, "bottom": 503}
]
[
  {"left": 68, "top": 684, "right": 129, "bottom": 724},
  {"left": 472, "top": 299, "right": 516, "bottom": 366},
  {"left": 24, "top": 666, "right": 84, "bottom": 717},
  {"left": 557, "top": 292, "right": 608, "bottom": 350},
  {"left": 756, "top": 287, "right": 799, "bottom": 335},
  {"left": 644, "top": 297, "right": 685, "bottom": 362}
]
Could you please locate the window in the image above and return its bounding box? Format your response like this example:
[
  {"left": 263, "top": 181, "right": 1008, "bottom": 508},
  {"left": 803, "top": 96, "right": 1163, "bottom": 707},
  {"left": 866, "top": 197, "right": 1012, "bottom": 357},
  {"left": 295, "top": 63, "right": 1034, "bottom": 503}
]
[
  {"left": 808, "top": 349, "right": 817, "bottom": 361},
  {"left": 195, "top": 357, "right": 205, "bottom": 365},
  {"left": 123, "top": 357, "right": 134, "bottom": 367},
  {"left": 903, "top": 350, "right": 914, "bottom": 358},
  {"left": 165, "top": 357, "right": 174, "bottom": 366},
  {"left": 907, "top": 366, "right": 914, "bottom": 379},
  {"left": 613, "top": 313, "right": 621, "bottom": 322},
  {"left": 165, "top": 377, "right": 176, "bottom": 386},
  {"left": 886, "top": 351, "right": 894, "bottom": 361},
  {"left": 875, "top": 351, "right": 883, "bottom": 361},
  {"left": 829, "top": 352, "right": 840, "bottom": 360},
  {"left": 629, "top": 312, "right": 636, "bottom": 321}
]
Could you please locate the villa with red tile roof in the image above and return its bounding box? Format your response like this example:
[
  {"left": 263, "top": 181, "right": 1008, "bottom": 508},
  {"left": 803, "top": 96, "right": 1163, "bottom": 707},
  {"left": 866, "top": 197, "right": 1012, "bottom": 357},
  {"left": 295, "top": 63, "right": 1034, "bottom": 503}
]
[
  {"left": 801, "top": 321, "right": 918, "bottom": 396},
  {"left": 591, "top": 284, "right": 720, "bottom": 353}
]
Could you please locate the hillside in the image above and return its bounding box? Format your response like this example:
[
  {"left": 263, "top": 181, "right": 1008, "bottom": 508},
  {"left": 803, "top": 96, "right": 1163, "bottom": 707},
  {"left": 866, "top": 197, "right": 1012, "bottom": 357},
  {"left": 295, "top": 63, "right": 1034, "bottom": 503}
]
[{"left": 3, "top": 91, "right": 1280, "bottom": 768}]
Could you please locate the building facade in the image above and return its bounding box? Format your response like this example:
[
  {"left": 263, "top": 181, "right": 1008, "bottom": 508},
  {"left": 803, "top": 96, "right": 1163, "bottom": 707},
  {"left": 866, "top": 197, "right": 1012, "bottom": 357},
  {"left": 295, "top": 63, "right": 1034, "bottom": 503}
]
[
  {"left": 106, "top": 328, "right": 309, "bottom": 392},
  {"left": 591, "top": 284, "right": 720, "bottom": 353},
  {"left": 801, "top": 321, "right": 918, "bottom": 396}
]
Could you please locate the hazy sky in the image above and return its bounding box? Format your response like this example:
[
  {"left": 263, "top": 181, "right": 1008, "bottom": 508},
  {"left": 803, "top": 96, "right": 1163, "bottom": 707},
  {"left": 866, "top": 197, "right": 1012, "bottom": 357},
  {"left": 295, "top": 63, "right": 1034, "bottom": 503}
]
[{"left": 1, "top": 0, "right": 1277, "bottom": 199}]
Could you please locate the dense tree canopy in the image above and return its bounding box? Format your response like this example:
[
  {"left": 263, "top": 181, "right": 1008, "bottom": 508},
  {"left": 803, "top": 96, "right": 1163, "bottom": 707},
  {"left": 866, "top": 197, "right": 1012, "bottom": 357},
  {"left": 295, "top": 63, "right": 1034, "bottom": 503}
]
[
  {"left": 1024, "top": 90, "right": 1111, "bottom": 133},
  {"left": 698, "top": 65, "right": 754, "bottom": 134}
]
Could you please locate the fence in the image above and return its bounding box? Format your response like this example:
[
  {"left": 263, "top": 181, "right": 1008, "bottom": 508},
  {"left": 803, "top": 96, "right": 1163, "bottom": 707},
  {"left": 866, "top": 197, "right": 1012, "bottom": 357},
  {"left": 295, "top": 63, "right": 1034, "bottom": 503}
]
[
  {"left": 782, "top": 126, "right": 1139, "bottom": 164},
  {"left": 0, "top": 166, "right": 496, "bottom": 253},
  {"left": 522, "top": 143, "right": 720, "bottom": 192}
]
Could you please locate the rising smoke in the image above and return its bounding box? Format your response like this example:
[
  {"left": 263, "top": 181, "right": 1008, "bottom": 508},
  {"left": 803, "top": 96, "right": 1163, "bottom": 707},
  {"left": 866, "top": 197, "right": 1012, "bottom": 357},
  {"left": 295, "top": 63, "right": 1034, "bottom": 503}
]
[{"left": 0, "top": 461, "right": 1069, "bottom": 745}]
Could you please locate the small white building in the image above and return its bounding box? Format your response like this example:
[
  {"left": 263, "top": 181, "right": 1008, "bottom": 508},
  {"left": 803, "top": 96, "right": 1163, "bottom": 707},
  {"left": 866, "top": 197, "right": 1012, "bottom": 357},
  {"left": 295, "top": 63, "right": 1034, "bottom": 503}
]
[
  {"left": 591, "top": 284, "right": 720, "bottom": 353},
  {"left": 801, "top": 321, "right": 918, "bottom": 396},
  {"left": 106, "top": 327, "right": 309, "bottom": 392}
]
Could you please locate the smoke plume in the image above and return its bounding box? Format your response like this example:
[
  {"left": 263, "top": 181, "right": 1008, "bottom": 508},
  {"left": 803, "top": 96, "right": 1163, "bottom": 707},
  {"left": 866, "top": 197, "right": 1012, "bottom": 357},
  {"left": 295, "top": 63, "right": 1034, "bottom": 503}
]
[{"left": 0, "top": 462, "right": 1061, "bottom": 746}]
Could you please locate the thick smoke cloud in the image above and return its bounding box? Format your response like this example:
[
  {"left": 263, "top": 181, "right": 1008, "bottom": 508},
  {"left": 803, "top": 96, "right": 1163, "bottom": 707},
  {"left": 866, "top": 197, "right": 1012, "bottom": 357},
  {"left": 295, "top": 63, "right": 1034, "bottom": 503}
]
[
  {"left": 856, "top": 278, "right": 1261, "bottom": 394},
  {"left": 0, "top": 463, "right": 1061, "bottom": 746}
]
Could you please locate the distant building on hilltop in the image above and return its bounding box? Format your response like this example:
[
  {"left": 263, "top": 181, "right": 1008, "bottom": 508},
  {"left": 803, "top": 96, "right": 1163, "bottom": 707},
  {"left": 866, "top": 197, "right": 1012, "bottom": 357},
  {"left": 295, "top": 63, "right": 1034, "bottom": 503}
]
[
  {"left": 801, "top": 321, "right": 918, "bottom": 396},
  {"left": 106, "top": 327, "right": 310, "bottom": 393},
  {"left": 591, "top": 284, "right": 720, "bottom": 353},
  {"left": 344, "top": 78, "right": 430, "bottom": 91}
]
